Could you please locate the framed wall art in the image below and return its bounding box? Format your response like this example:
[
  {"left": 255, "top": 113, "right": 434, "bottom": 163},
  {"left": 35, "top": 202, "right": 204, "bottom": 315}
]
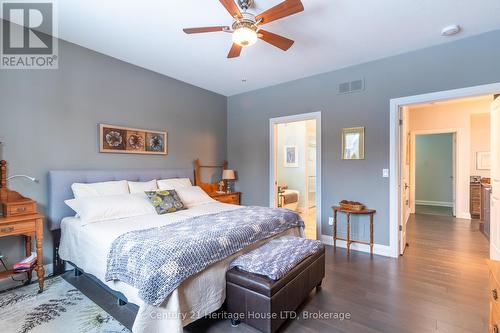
[
  {"left": 342, "top": 127, "right": 365, "bottom": 160},
  {"left": 476, "top": 151, "right": 491, "bottom": 170},
  {"left": 99, "top": 124, "right": 167, "bottom": 155},
  {"left": 284, "top": 145, "right": 298, "bottom": 167}
]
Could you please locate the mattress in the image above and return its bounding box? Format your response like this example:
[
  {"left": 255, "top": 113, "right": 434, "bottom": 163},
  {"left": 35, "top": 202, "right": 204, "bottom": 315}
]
[{"left": 59, "top": 201, "right": 301, "bottom": 333}]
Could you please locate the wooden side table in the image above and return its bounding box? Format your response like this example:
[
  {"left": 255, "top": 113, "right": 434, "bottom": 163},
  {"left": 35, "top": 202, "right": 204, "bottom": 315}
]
[
  {"left": 0, "top": 213, "right": 45, "bottom": 292},
  {"left": 332, "top": 206, "right": 376, "bottom": 255}
]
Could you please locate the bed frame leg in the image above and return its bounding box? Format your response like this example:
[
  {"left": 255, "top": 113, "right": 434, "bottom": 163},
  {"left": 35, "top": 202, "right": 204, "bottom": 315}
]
[
  {"left": 230, "top": 319, "right": 240, "bottom": 327},
  {"left": 118, "top": 298, "right": 127, "bottom": 306},
  {"left": 74, "top": 268, "right": 83, "bottom": 277}
]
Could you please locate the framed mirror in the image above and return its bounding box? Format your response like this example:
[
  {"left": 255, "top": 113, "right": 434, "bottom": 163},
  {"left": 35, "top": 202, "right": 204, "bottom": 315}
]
[{"left": 342, "top": 127, "right": 365, "bottom": 160}]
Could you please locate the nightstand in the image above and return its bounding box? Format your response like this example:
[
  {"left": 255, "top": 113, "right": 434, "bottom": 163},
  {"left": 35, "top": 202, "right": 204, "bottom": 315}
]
[
  {"left": 0, "top": 213, "right": 45, "bottom": 292},
  {"left": 209, "top": 192, "right": 241, "bottom": 205}
]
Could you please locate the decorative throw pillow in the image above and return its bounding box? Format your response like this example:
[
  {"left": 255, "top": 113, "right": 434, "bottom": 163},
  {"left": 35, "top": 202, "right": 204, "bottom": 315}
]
[{"left": 145, "top": 190, "right": 187, "bottom": 214}]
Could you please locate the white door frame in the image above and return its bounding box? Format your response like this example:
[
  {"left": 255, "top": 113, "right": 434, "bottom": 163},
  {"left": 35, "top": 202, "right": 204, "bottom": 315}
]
[
  {"left": 411, "top": 129, "right": 459, "bottom": 216},
  {"left": 269, "top": 111, "right": 322, "bottom": 239},
  {"left": 389, "top": 82, "right": 500, "bottom": 258}
]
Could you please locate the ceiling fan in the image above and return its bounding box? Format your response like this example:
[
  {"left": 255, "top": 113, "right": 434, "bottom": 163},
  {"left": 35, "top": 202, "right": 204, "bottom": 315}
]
[{"left": 183, "top": 0, "right": 304, "bottom": 58}]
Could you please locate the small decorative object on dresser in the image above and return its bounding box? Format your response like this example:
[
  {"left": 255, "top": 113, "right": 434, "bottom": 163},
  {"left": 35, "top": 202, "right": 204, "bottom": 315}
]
[
  {"left": 333, "top": 202, "right": 376, "bottom": 255},
  {"left": 0, "top": 160, "right": 44, "bottom": 293},
  {"left": 339, "top": 200, "right": 365, "bottom": 211},
  {"left": 194, "top": 159, "right": 241, "bottom": 205}
]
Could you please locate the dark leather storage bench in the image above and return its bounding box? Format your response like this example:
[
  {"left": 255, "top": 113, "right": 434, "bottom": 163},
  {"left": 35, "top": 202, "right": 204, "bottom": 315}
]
[{"left": 226, "top": 245, "right": 325, "bottom": 333}]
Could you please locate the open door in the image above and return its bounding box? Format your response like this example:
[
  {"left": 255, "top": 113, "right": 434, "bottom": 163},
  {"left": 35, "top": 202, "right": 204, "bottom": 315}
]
[
  {"left": 269, "top": 113, "right": 321, "bottom": 240},
  {"left": 452, "top": 133, "right": 457, "bottom": 216},
  {"left": 491, "top": 96, "right": 500, "bottom": 260},
  {"left": 272, "top": 123, "right": 279, "bottom": 207},
  {"left": 400, "top": 107, "right": 411, "bottom": 255}
]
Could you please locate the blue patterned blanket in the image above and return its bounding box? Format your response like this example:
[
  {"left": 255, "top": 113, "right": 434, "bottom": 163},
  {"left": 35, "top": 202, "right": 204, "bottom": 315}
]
[
  {"left": 105, "top": 207, "right": 304, "bottom": 306},
  {"left": 230, "top": 236, "right": 323, "bottom": 280}
]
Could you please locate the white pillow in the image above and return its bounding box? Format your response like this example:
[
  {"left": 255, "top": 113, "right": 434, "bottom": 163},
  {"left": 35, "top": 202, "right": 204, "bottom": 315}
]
[
  {"left": 176, "top": 186, "right": 215, "bottom": 207},
  {"left": 128, "top": 180, "right": 158, "bottom": 194},
  {"left": 64, "top": 199, "right": 80, "bottom": 217},
  {"left": 71, "top": 180, "right": 129, "bottom": 199},
  {"left": 157, "top": 178, "right": 192, "bottom": 190},
  {"left": 64, "top": 193, "right": 156, "bottom": 225}
]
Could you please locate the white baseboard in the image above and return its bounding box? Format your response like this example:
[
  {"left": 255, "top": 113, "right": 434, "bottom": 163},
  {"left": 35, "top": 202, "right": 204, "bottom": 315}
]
[
  {"left": 320, "top": 235, "right": 393, "bottom": 257},
  {"left": 456, "top": 212, "right": 472, "bottom": 220},
  {"left": 415, "top": 200, "right": 453, "bottom": 207},
  {"left": 0, "top": 263, "right": 53, "bottom": 291}
]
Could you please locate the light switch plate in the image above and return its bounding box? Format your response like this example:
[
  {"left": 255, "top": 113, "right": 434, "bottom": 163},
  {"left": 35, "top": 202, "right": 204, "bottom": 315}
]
[
  {"left": 328, "top": 217, "right": 334, "bottom": 226},
  {"left": 383, "top": 169, "right": 389, "bottom": 178}
]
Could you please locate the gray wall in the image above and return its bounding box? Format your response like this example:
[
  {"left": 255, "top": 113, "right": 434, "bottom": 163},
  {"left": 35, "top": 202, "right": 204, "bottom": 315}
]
[
  {"left": 228, "top": 29, "right": 500, "bottom": 246},
  {"left": 0, "top": 39, "right": 227, "bottom": 268},
  {"left": 415, "top": 134, "right": 454, "bottom": 204}
]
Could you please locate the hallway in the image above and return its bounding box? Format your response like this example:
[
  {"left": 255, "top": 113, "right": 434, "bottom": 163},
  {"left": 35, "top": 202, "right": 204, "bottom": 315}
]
[{"left": 402, "top": 213, "right": 489, "bottom": 332}]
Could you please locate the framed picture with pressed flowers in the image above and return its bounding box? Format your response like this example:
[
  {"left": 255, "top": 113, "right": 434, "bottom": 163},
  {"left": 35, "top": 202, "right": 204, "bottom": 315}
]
[
  {"left": 99, "top": 124, "right": 167, "bottom": 155},
  {"left": 341, "top": 127, "right": 365, "bottom": 160}
]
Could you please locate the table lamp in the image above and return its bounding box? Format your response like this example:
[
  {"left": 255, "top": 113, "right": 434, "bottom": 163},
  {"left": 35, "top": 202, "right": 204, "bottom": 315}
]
[{"left": 222, "top": 169, "right": 236, "bottom": 193}]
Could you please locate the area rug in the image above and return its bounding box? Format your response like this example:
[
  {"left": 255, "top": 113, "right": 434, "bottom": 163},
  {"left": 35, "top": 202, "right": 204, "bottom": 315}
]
[{"left": 0, "top": 276, "right": 129, "bottom": 333}]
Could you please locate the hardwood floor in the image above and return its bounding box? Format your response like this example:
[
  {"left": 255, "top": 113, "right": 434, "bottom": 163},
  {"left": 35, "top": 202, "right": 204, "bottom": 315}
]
[
  {"left": 63, "top": 212, "right": 489, "bottom": 333},
  {"left": 300, "top": 207, "right": 317, "bottom": 240}
]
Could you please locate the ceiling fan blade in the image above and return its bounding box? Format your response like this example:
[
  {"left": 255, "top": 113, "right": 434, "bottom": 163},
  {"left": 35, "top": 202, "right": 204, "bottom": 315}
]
[
  {"left": 258, "top": 30, "right": 294, "bottom": 51},
  {"left": 183, "top": 26, "right": 229, "bottom": 34},
  {"left": 256, "top": 0, "right": 304, "bottom": 25},
  {"left": 219, "top": 0, "right": 242, "bottom": 18},
  {"left": 228, "top": 43, "right": 242, "bottom": 58}
]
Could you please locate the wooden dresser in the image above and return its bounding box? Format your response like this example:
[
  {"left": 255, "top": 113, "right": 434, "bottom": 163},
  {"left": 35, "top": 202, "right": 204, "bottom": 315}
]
[
  {"left": 0, "top": 213, "right": 45, "bottom": 292},
  {"left": 0, "top": 160, "right": 44, "bottom": 293},
  {"left": 209, "top": 192, "right": 241, "bottom": 205},
  {"left": 489, "top": 260, "right": 500, "bottom": 333},
  {"left": 471, "top": 182, "right": 482, "bottom": 219}
]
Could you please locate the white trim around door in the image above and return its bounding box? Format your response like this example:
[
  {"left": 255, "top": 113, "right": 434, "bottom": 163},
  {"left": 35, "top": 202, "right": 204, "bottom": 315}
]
[
  {"left": 389, "top": 82, "right": 500, "bottom": 259},
  {"left": 269, "top": 112, "right": 322, "bottom": 240}
]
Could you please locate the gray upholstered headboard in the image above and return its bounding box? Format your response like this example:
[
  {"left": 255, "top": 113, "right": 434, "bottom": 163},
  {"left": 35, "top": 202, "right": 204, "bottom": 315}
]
[{"left": 47, "top": 168, "right": 194, "bottom": 230}]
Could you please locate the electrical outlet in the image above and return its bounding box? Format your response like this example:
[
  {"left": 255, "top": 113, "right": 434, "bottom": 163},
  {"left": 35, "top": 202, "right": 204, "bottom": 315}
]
[{"left": 328, "top": 217, "right": 334, "bottom": 226}]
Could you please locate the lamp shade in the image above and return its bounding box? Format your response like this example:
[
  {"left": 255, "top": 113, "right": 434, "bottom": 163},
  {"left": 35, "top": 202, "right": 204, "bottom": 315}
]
[{"left": 222, "top": 169, "right": 236, "bottom": 180}]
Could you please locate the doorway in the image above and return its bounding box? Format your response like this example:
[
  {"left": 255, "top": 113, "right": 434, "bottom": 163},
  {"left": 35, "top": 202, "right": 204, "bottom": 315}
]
[
  {"left": 270, "top": 112, "right": 321, "bottom": 240},
  {"left": 390, "top": 83, "right": 500, "bottom": 258},
  {"left": 413, "top": 132, "right": 456, "bottom": 217}
]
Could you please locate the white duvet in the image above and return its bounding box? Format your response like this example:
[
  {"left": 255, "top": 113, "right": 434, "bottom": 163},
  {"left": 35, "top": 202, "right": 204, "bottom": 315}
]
[{"left": 59, "top": 202, "right": 301, "bottom": 333}]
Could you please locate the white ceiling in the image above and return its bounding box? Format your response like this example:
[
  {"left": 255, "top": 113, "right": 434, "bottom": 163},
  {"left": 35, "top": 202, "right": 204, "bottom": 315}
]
[{"left": 28, "top": 1, "right": 500, "bottom": 95}]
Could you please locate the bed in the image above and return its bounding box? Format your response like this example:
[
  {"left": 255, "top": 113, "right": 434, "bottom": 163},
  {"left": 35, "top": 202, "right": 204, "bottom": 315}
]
[{"left": 48, "top": 169, "right": 302, "bottom": 333}]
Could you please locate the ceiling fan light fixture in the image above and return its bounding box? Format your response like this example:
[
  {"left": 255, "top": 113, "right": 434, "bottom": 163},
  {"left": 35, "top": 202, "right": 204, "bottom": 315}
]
[{"left": 232, "top": 27, "right": 258, "bottom": 47}]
